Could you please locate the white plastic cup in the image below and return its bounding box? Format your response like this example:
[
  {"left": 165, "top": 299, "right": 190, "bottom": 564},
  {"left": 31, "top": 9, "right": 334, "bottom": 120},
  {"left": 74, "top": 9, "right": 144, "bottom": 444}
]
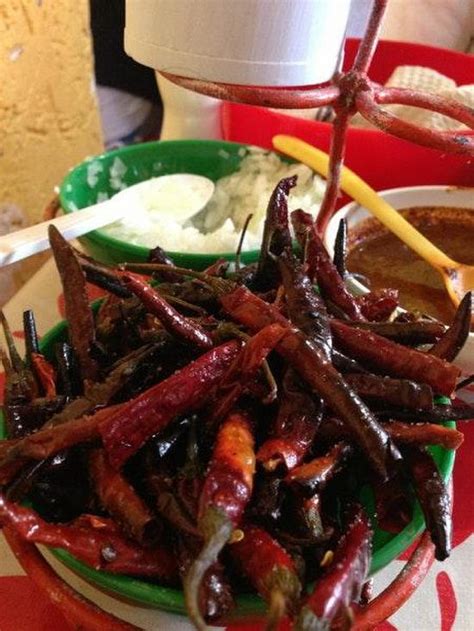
[{"left": 125, "top": 0, "right": 352, "bottom": 87}]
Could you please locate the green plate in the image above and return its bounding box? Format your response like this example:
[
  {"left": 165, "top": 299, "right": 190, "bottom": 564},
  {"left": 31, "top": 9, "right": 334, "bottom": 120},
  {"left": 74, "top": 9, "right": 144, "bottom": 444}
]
[
  {"left": 0, "top": 316, "right": 456, "bottom": 618},
  {"left": 59, "top": 139, "right": 294, "bottom": 270}
]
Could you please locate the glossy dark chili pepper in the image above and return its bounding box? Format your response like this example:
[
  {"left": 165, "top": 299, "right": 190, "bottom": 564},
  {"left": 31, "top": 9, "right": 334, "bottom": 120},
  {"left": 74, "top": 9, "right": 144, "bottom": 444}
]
[
  {"left": 348, "top": 320, "right": 446, "bottom": 345},
  {"left": 295, "top": 506, "right": 372, "bottom": 630},
  {"left": 99, "top": 340, "right": 241, "bottom": 469},
  {"left": 0, "top": 495, "right": 177, "bottom": 579},
  {"left": 184, "top": 410, "right": 255, "bottom": 631},
  {"left": 429, "top": 292, "right": 472, "bottom": 361},
  {"left": 1, "top": 313, "right": 38, "bottom": 404},
  {"left": 255, "top": 176, "right": 296, "bottom": 290},
  {"left": 330, "top": 319, "right": 460, "bottom": 396},
  {"left": 148, "top": 243, "right": 182, "bottom": 283},
  {"left": 278, "top": 248, "right": 332, "bottom": 361},
  {"left": 257, "top": 368, "right": 323, "bottom": 473},
  {"left": 231, "top": 524, "right": 302, "bottom": 630},
  {"left": 80, "top": 259, "right": 132, "bottom": 298},
  {"left": 285, "top": 442, "right": 352, "bottom": 496},
  {"left": 3, "top": 397, "right": 66, "bottom": 441},
  {"left": 333, "top": 218, "right": 348, "bottom": 278},
  {"left": 89, "top": 448, "right": 159, "bottom": 544},
  {"left": 48, "top": 226, "right": 99, "bottom": 382},
  {"left": 402, "top": 446, "right": 451, "bottom": 561},
  {"left": 332, "top": 348, "right": 368, "bottom": 374},
  {"left": 54, "top": 342, "right": 81, "bottom": 398},
  {"left": 344, "top": 373, "right": 434, "bottom": 410},
  {"left": 122, "top": 273, "right": 213, "bottom": 351},
  {"left": 215, "top": 281, "right": 400, "bottom": 479},
  {"left": 291, "top": 209, "right": 364, "bottom": 321},
  {"left": 22, "top": 310, "right": 40, "bottom": 361}
]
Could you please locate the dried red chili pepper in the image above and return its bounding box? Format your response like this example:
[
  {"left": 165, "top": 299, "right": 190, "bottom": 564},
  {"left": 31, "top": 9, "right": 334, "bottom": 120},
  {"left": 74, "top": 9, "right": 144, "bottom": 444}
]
[
  {"left": 231, "top": 524, "right": 302, "bottom": 629},
  {"left": 0, "top": 495, "right": 177, "bottom": 579},
  {"left": 383, "top": 421, "right": 463, "bottom": 451},
  {"left": 122, "top": 273, "right": 214, "bottom": 351},
  {"left": 330, "top": 320, "right": 460, "bottom": 396},
  {"left": 257, "top": 368, "right": 323, "bottom": 472},
  {"left": 48, "top": 226, "right": 99, "bottom": 382},
  {"left": 285, "top": 442, "right": 352, "bottom": 496},
  {"left": 184, "top": 410, "right": 255, "bottom": 631},
  {"left": 89, "top": 448, "right": 159, "bottom": 545},
  {"left": 355, "top": 289, "right": 399, "bottom": 322},
  {"left": 295, "top": 506, "right": 372, "bottom": 630},
  {"left": 291, "top": 209, "right": 364, "bottom": 321},
  {"left": 31, "top": 353, "right": 57, "bottom": 399},
  {"left": 99, "top": 339, "right": 241, "bottom": 468},
  {"left": 348, "top": 320, "right": 445, "bottom": 345},
  {"left": 402, "top": 446, "right": 452, "bottom": 561},
  {"left": 333, "top": 218, "right": 348, "bottom": 279},
  {"left": 208, "top": 323, "right": 288, "bottom": 427}
]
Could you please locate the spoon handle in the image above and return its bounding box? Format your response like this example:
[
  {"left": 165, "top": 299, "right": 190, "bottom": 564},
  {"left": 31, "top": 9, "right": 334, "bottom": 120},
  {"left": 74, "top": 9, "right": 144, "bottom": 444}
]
[
  {"left": 273, "top": 135, "right": 458, "bottom": 271},
  {"left": 0, "top": 200, "right": 125, "bottom": 268}
]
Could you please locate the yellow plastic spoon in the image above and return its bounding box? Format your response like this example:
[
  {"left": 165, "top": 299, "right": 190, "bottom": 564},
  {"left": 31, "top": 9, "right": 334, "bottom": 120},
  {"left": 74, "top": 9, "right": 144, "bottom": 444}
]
[{"left": 273, "top": 134, "right": 474, "bottom": 308}]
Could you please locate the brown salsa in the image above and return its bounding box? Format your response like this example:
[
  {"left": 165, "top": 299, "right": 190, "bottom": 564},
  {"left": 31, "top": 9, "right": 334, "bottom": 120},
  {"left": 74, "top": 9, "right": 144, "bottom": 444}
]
[{"left": 346, "top": 206, "right": 474, "bottom": 324}]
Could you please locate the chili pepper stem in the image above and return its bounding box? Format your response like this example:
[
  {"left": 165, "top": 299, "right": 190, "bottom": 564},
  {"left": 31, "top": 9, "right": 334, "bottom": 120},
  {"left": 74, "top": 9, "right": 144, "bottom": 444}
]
[
  {"left": 265, "top": 588, "right": 286, "bottom": 631},
  {"left": 184, "top": 508, "right": 233, "bottom": 631}
]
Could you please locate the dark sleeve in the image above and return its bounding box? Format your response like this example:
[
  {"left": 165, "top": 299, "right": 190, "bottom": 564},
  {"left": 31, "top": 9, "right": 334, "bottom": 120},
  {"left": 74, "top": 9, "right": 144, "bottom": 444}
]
[{"left": 90, "top": 0, "right": 161, "bottom": 103}]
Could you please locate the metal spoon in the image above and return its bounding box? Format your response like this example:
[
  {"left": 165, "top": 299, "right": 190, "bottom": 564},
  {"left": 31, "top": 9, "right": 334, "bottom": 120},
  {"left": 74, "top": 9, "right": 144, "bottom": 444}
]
[
  {"left": 274, "top": 134, "right": 474, "bottom": 309},
  {"left": 0, "top": 173, "right": 215, "bottom": 268}
]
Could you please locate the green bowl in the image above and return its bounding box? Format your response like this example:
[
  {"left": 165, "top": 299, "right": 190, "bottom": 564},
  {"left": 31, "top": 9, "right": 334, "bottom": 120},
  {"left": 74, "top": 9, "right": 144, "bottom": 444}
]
[
  {"left": 59, "top": 139, "right": 285, "bottom": 270},
  {"left": 0, "top": 313, "right": 456, "bottom": 619}
]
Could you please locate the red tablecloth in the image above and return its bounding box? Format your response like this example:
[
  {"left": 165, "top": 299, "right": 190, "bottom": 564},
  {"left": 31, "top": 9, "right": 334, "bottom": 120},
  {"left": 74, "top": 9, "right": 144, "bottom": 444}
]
[{"left": 1, "top": 259, "right": 473, "bottom": 631}]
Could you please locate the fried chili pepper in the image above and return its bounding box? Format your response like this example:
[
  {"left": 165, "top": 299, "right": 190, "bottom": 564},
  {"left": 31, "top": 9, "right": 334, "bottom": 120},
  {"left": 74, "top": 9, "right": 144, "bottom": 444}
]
[
  {"left": 355, "top": 288, "right": 399, "bottom": 322},
  {"left": 214, "top": 281, "right": 400, "bottom": 479},
  {"left": 54, "top": 342, "right": 81, "bottom": 398},
  {"left": 48, "top": 226, "right": 99, "bottom": 382},
  {"left": 430, "top": 292, "right": 472, "bottom": 361},
  {"left": 285, "top": 442, "right": 352, "bottom": 496},
  {"left": 99, "top": 340, "right": 241, "bottom": 469},
  {"left": 291, "top": 209, "right": 364, "bottom": 321},
  {"left": 278, "top": 248, "right": 332, "bottom": 361},
  {"left": 332, "top": 348, "right": 368, "bottom": 374},
  {"left": 403, "top": 446, "right": 451, "bottom": 561},
  {"left": 373, "top": 474, "right": 413, "bottom": 533},
  {"left": 122, "top": 273, "right": 214, "bottom": 351},
  {"left": 208, "top": 323, "right": 288, "bottom": 427},
  {"left": 184, "top": 410, "right": 255, "bottom": 631},
  {"left": 0, "top": 405, "right": 121, "bottom": 485},
  {"left": 330, "top": 320, "right": 460, "bottom": 396},
  {"left": 257, "top": 368, "right": 323, "bottom": 472},
  {"left": 255, "top": 176, "right": 295, "bottom": 289},
  {"left": 295, "top": 507, "right": 372, "bottom": 631},
  {"left": 383, "top": 421, "right": 464, "bottom": 450},
  {"left": 344, "top": 373, "right": 434, "bottom": 410},
  {"left": 333, "top": 218, "right": 348, "bottom": 278},
  {"left": 231, "top": 525, "right": 302, "bottom": 630},
  {"left": 31, "top": 353, "right": 57, "bottom": 399},
  {"left": 80, "top": 259, "right": 132, "bottom": 298},
  {"left": 348, "top": 320, "right": 446, "bottom": 345},
  {"left": 1, "top": 313, "right": 38, "bottom": 403},
  {"left": 22, "top": 310, "right": 40, "bottom": 362},
  {"left": 177, "top": 535, "right": 234, "bottom": 623},
  {"left": 147, "top": 243, "right": 182, "bottom": 283},
  {"left": 0, "top": 496, "right": 177, "bottom": 579},
  {"left": 89, "top": 448, "right": 159, "bottom": 544}
]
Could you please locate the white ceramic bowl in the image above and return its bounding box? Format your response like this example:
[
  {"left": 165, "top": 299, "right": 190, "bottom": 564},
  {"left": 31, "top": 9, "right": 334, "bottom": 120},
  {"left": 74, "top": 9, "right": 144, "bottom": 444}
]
[{"left": 324, "top": 185, "right": 474, "bottom": 380}]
